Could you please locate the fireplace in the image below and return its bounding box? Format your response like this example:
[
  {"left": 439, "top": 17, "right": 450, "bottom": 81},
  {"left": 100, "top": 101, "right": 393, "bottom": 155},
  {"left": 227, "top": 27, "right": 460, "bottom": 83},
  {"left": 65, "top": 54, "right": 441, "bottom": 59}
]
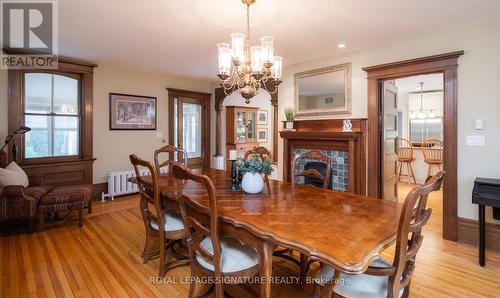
[{"left": 280, "top": 119, "right": 367, "bottom": 194}]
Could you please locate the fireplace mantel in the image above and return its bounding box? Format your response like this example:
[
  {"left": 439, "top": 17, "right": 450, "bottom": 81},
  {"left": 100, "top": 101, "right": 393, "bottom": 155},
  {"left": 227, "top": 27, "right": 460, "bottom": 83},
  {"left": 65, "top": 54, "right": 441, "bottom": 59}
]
[{"left": 280, "top": 119, "right": 367, "bottom": 194}]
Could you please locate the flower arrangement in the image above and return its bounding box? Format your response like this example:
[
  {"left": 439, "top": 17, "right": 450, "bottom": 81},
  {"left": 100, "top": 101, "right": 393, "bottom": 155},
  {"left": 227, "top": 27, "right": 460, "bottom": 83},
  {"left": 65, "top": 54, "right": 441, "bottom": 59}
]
[{"left": 236, "top": 152, "right": 273, "bottom": 176}]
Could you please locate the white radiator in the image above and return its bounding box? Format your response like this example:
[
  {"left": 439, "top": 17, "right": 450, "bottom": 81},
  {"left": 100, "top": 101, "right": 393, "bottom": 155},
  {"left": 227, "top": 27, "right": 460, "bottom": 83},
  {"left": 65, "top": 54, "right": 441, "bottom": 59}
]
[{"left": 101, "top": 168, "right": 167, "bottom": 202}]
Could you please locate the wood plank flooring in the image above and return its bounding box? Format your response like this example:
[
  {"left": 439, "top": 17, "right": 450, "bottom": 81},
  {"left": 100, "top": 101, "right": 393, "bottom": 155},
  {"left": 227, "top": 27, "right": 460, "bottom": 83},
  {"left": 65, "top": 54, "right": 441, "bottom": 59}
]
[{"left": 1, "top": 187, "right": 499, "bottom": 297}]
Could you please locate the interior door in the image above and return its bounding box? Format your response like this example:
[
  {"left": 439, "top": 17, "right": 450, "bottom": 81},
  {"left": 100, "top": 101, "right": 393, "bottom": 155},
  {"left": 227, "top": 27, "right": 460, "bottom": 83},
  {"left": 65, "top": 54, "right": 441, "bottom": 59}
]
[
  {"left": 381, "top": 81, "right": 399, "bottom": 200},
  {"left": 173, "top": 96, "right": 206, "bottom": 168}
]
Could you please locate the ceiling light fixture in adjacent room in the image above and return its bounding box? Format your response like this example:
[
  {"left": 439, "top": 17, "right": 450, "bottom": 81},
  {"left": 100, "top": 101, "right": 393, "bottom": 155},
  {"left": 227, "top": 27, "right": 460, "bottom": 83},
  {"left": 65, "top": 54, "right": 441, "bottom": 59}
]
[
  {"left": 216, "top": 0, "right": 283, "bottom": 103},
  {"left": 337, "top": 43, "right": 346, "bottom": 49}
]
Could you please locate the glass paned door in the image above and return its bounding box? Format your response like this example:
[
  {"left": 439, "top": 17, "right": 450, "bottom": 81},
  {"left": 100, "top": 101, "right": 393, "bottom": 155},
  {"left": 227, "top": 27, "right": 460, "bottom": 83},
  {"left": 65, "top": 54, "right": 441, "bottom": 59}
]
[{"left": 173, "top": 96, "right": 206, "bottom": 167}]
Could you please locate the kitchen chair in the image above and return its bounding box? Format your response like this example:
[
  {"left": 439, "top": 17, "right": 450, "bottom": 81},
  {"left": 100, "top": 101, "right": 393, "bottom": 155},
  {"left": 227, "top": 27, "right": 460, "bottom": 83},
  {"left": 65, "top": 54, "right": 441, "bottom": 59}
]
[
  {"left": 422, "top": 139, "right": 444, "bottom": 180},
  {"left": 313, "top": 171, "right": 445, "bottom": 298},
  {"left": 172, "top": 165, "right": 260, "bottom": 298},
  {"left": 129, "top": 154, "right": 189, "bottom": 276},
  {"left": 397, "top": 137, "right": 416, "bottom": 184}
]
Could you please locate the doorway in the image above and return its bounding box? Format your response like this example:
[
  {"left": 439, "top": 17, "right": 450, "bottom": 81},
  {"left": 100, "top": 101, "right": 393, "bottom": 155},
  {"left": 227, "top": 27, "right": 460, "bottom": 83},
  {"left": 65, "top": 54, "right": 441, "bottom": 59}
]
[
  {"left": 167, "top": 88, "right": 211, "bottom": 168},
  {"left": 363, "top": 51, "right": 463, "bottom": 241}
]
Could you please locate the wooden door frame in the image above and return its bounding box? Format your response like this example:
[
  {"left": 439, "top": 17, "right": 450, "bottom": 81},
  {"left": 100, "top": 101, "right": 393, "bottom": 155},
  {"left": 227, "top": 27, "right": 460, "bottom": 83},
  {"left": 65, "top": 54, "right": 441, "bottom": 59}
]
[
  {"left": 167, "top": 88, "right": 212, "bottom": 168},
  {"left": 363, "top": 51, "right": 463, "bottom": 241}
]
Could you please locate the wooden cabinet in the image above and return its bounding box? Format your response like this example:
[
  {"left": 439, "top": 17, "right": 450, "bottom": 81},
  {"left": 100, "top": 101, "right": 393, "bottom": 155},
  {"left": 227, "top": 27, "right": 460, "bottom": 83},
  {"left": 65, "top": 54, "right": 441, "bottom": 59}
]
[{"left": 226, "top": 106, "right": 259, "bottom": 168}]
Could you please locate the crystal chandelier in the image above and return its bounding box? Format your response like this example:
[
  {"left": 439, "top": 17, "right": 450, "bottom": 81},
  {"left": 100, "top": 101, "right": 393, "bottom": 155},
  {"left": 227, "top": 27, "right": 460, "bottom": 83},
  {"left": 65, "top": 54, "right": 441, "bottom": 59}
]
[{"left": 217, "top": 0, "right": 283, "bottom": 103}]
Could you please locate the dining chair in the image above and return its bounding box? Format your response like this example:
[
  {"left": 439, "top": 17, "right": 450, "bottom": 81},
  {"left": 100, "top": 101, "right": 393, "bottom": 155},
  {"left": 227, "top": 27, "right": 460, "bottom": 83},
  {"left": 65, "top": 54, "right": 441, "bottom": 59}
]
[
  {"left": 244, "top": 146, "right": 272, "bottom": 192},
  {"left": 154, "top": 145, "right": 188, "bottom": 198},
  {"left": 422, "top": 139, "right": 444, "bottom": 180},
  {"left": 397, "top": 137, "right": 416, "bottom": 184},
  {"left": 312, "top": 171, "right": 445, "bottom": 298},
  {"left": 172, "top": 165, "right": 260, "bottom": 298},
  {"left": 154, "top": 144, "right": 188, "bottom": 172},
  {"left": 287, "top": 149, "right": 332, "bottom": 287},
  {"left": 291, "top": 150, "right": 332, "bottom": 189},
  {"left": 129, "top": 154, "right": 189, "bottom": 276}
]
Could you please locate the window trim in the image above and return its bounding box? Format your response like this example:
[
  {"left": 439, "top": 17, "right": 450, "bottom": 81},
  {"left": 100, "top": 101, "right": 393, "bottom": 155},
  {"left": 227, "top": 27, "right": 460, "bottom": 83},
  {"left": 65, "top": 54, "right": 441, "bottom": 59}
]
[
  {"left": 23, "top": 71, "right": 82, "bottom": 160},
  {"left": 8, "top": 56, "right": 96, "bottom": 167}
]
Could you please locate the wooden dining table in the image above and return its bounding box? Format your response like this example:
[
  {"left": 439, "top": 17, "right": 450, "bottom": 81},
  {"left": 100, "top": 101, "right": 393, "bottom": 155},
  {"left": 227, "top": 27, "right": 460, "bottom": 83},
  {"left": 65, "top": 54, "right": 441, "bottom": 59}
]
[{"left": 131, "top": 168, "right": 401, "bottom": 298}]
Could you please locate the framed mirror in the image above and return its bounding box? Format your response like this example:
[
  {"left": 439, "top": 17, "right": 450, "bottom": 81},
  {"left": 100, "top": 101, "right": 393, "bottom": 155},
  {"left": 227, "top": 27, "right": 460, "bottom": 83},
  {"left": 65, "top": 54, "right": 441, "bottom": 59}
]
[{"left": 294, "top": 63, "right": 352, "bottom": 117}]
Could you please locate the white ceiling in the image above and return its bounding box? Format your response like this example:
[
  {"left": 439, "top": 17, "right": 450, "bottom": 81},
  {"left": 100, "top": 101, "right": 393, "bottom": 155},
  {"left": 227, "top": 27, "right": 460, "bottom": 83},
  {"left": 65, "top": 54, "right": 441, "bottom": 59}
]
[
  {"left": 395, "top": 73, "right": 443, "bottom": 94},
  {"left": 58, "top": 0, "right": 500, "bottom": 80}
]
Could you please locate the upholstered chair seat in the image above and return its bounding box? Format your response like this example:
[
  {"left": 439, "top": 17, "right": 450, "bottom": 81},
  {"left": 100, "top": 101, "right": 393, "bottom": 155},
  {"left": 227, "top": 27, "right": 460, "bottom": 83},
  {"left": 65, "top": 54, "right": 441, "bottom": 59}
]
[
  {"left": 150, "top": 209, "right": 185, "bottom": 232},
  {"left": 315, "top": 257, "right": 404, "bottom": 298},
  {"left": 196, "top": 237, "right": 259, "bottom": 273}
]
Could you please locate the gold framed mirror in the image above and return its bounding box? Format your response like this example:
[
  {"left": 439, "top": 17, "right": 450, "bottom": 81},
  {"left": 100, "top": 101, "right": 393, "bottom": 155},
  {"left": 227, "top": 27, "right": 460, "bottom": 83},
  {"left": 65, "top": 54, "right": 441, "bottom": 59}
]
[{"left": 294, "top": 63, "right": 352, "bottom": 117}]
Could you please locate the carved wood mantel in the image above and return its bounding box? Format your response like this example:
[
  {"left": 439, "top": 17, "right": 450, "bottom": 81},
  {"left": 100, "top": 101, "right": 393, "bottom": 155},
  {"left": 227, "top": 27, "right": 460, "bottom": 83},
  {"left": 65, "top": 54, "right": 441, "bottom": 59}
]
[{"left": 280, "top": 119, "right": 367, "bottom": 194}]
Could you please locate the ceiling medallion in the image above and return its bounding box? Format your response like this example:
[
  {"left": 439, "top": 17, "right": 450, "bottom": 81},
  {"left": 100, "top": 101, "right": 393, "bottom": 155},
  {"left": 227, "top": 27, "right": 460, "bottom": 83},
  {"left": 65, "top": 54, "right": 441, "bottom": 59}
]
[{"left": 216, "top": 0, "right": 282, "bottom": 103}]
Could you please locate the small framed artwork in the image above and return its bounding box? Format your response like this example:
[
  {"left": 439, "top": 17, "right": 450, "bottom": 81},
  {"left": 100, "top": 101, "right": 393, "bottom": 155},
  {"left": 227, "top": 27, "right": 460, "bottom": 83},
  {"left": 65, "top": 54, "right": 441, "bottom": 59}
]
[
  {"left": 109, "top": 93, "right": 157, "bottom": 130},
  {"left": 257, "top": 128, "right": 268, "bottom": 143},
  {"left": 257, "top": 110, "right": 268, "bottom": 125}
]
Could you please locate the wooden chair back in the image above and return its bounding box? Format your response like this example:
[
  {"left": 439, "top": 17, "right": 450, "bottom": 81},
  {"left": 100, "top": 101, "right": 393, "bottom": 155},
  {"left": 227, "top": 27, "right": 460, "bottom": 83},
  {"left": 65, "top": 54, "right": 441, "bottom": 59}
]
[
  {"left": 154, "top": 145, "right": 188, "bottom": 172},
  {"left": 421, "top": 139, "right": 443, "bottom": 164},
  {"left": 397, "top": 137, "right": 414, "bottom": 161},
  {"left": 154, "top": 145, "right": 188, "bottom": 197},
  {"left": 172, "top": 165, "right": 224, "bottom": 296},
  {"left": 129, "top": 154, "right": 165, "bottom": 235},
  {"left": 244, "top": 146, "right": 271, "bottom": 161},
  {"left": 291, "top": 150, "right": 331, "bottom": 189},
  {"left": 389, "top": 171, "right": 445, "bottom": 296}
]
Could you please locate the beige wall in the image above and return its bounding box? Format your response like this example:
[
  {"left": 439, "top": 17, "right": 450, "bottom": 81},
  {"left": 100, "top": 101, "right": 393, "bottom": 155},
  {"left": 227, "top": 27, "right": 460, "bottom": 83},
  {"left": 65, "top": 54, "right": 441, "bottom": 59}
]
[
  {"left": 0, "top": 65, "right": 213, "bottom": 184},
  {"left": 278, "top": 21, "right": 500, "bottom": 222},
  {"left": 93, "top": 65, "right": 212, "bottom": 183}
]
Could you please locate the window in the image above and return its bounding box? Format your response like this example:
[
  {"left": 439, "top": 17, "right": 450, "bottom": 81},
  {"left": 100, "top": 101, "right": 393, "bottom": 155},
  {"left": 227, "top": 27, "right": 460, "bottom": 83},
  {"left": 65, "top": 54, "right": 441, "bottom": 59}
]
[{"left": 24, "top": 73, "right": 80, "bottom": 158}]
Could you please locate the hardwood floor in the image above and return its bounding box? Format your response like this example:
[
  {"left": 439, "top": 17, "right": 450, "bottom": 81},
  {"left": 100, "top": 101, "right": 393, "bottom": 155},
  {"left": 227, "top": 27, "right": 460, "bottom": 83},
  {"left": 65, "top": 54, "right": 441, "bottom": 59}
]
[{"left": 1, "top": 190, "right": 499, "bottom": 297}]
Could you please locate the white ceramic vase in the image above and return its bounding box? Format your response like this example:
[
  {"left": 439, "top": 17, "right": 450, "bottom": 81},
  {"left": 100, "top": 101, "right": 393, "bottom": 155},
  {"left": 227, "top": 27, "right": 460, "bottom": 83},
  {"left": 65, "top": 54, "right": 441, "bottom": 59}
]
[
  {"left": 241, "top": 172, "right": 264, "bottom": 194},
  {"left": 285, "top": 121, "right": 294, "bottom": 130}
]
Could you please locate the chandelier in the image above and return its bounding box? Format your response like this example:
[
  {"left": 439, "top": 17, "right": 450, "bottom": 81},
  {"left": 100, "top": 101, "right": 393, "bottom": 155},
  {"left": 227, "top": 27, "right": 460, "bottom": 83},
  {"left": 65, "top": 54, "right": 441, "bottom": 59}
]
[
  {"left": 216, "top": 0, "right": 283, "bottom": 103},
  {"left": 409, "top": 82, "right": 435, "bottom": 119}
]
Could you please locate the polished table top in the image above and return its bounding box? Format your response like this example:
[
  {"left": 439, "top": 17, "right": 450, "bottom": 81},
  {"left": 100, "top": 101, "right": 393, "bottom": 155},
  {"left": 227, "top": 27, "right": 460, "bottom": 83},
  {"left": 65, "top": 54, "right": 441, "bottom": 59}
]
[{"left": 134, "top": 168, "right": 401, "bottom": 274}]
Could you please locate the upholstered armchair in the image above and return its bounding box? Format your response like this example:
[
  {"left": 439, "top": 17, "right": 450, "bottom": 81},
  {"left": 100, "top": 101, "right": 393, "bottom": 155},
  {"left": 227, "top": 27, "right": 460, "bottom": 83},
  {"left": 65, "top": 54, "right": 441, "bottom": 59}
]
[{"left": 0, "top": 150, "right": 53, "bottom": 231}]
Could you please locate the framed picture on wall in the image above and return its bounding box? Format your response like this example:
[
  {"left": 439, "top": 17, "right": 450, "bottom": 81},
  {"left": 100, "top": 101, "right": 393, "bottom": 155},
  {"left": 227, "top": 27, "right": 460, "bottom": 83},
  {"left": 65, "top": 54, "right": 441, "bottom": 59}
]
[
  {"left": 109, "top": 93, "right": 157, "bottom": 130},
  {"left": 257, "top": 128, "right": 268, "bottom": 143},
  {"left": 257, "top": 110, "right": 268, "bottom": 125}
]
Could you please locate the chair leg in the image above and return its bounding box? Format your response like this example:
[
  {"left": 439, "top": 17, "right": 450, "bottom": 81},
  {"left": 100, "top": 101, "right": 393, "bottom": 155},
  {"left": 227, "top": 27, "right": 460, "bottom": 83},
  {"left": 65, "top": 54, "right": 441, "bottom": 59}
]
[
  {"left": 311, "top": 270, "right": 339, "bottom": 298},
  {"left": 78, "top": 208, "right": 83, "bottom": 227},
  {"left": 408, "top": 162, "right": 417, "bottom": 184},
  {"left": 397, "top": 162, "right": 403, "bottom": 182},
  {"left": 187, "top": 279, "right": 198, "bottom": 298},
  {"left": 87, "top": 199, "right": 92, "bottom": 214},
  {"left": 38, "top": 212, "right": 45, "bottom": 232},
  {"left": 158, "top": 234, "right": 168, "bottom": 277},
  {"left": 299, "top": 253, "right": 310, "bottom": 289}
]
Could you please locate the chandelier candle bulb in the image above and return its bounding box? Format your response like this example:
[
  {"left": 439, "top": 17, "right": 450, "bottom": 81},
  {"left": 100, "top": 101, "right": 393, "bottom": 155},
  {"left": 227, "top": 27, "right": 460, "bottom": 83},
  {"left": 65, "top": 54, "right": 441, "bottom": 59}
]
[
  {"left": 250, "top": 46, "right": 264, "bottom": 73},
  {"left": 260, "top": 36, "right": 274, "bottom": 62},
  {"left": 217, "top": 43, "right": 232, "bottom": 76},
  {"left": 271, "top": 56, "right": 283, "bottom": 79},
  {"left": 231, "top": 33, "right": 245, "bottom": 63}
]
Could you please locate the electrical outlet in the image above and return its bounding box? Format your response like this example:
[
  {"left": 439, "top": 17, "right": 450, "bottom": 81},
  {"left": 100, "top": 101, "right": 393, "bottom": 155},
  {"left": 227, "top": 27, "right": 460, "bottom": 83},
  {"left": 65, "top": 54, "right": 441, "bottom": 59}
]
[{"left": 466, "top": 135, "right": 485, "bottom": 146}]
